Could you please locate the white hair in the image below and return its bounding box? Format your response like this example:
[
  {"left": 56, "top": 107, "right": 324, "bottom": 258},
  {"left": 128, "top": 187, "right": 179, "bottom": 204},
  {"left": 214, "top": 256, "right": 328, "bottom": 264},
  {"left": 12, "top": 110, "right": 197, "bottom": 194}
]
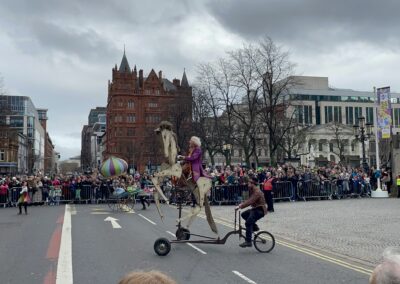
[
  {"left": 190, "top": 136, "right": 201, "bottom": 147},
  {"left": 370, "top": 247, "right": 400, "bottom": 284}
]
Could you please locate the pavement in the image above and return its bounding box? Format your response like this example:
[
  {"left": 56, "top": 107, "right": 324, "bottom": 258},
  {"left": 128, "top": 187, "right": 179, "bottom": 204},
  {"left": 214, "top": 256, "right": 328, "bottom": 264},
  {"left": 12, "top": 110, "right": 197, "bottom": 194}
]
[
  {"left": 210, "top": 198, "right": 400, "bottom": 266},
  {"left": 0, "top": 199, "right": 390, "bottom": 284}
]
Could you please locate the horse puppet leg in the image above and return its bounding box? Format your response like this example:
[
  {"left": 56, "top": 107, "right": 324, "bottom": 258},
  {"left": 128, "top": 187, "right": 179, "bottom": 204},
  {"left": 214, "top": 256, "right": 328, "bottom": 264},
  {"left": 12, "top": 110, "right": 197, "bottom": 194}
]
[
  {"left": 182, "top": 178, "right": 218, "bottom": 235},
  {"left": 151, "top": 164, "right": 182, "bottom": 221},
  {"left": 151, "top": 176, "right": 168, "bottom": 220}
]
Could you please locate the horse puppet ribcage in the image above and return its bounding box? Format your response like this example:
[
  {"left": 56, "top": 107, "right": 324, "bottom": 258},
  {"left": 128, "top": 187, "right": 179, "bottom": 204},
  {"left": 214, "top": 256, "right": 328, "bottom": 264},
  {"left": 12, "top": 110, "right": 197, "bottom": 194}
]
[{"left": 151, "top": 121, "right": 218, "bottom": 235}]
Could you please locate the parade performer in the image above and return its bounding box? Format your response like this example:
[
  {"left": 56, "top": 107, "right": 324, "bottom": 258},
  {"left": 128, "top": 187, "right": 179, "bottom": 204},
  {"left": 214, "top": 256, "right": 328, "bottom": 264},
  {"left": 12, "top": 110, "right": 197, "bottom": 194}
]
[
  {"left": 236, "top": 176, "right": 267, "bottom": 248},
  {"left": 177, "top": 136, "right": 210, "bottom": 182}
]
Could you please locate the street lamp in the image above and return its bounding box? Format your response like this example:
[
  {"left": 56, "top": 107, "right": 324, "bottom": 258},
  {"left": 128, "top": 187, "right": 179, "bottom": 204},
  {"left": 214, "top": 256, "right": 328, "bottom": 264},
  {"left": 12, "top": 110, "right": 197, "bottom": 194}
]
[
  {"left": 222, "top": 144, "right": 232, "bottom": 166},
  {"left": 353, "top": 116, "right": 372, "bottom": 172}
]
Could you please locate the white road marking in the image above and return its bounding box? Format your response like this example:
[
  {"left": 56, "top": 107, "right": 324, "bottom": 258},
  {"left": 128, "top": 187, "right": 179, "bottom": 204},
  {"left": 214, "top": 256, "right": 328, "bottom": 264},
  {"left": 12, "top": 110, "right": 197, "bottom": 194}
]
[
  {"left": 187, "top": 243, "right": 207, "bottom": 255},
  {"left": 138, "top": 214, "right": 157, "bottom": 225},
  {"left": 104, "top": 216, "right": 122, "bottom": 229},
  {"left": 56, "top": 205, "right": 73, "bottom": 284},
  {"left": 166, "top": 231, "right": 207, "bottom": 255},
  {"left": 232, "top": 271, "right": 257, "bottom": 284},
  {"left": 166, "top": 231, "right": 176, "bottom": 237},
  {"left": 90, "top": 212, "right": 109, "bottom": 215},
  {"left": 70, "top": 205, "right": 77, "bottom": 215}
]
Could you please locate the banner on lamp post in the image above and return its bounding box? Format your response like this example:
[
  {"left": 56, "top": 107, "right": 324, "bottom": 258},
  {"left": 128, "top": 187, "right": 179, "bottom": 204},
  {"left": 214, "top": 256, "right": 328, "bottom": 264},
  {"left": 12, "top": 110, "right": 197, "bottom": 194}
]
[{"left": 377, "top": 87, "right": 392, "bottom": 139}]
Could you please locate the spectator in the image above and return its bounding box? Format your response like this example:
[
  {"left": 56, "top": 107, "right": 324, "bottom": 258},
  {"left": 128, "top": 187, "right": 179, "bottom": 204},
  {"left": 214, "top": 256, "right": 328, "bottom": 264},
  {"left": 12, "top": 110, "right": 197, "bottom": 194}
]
[
  {"left": 370, "top": 247, "right": 400, "bottom": 284},
  {"left": 0, "top": 180, "right": 9, "bottom": 205},
  {"left": 396, "top": 174, "right": 400, "bottom": 198},
  {"left": 17, "top": 181, "right": 29, "bottom": 215},
  {"left": 118, "top": 270, "right": 177, "bottom": 284},
  {"left": 263, "top": 172, "right": 275, "bottom": 212}
]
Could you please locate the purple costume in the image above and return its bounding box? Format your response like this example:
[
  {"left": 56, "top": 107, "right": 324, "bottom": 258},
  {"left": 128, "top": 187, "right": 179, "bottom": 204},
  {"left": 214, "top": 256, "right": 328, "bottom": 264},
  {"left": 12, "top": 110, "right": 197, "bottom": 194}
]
[{"left": 184, "top": 147, "right": 210, "bottom": 182}]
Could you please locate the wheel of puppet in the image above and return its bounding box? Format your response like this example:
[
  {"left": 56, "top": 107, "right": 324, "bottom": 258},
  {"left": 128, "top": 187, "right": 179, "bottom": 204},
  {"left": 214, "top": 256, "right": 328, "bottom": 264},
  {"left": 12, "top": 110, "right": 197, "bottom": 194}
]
[
  {"left": 176, "top": 228, "right": 190, "bottom": 240},
  {"left": 154, "top": 238, "right": 171, "bottom": 256}
]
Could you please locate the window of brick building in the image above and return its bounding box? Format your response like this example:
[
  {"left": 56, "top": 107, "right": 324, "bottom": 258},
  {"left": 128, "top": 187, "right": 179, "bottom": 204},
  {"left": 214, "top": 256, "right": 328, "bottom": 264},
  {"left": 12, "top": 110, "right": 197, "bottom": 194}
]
[
  {"left": 127, "top": 128, "right": 135, "bottom": 136},
  {"left": 0, "top": 150, "right": 5, "bottom": 161},
  {"left": 148, "top": 102, "right": 158, "bottom": 108},
  {"left": 114, "top": 115, "right": 123, "bottom": 123},
  {"left": 145, "top": 114, "right": 161, "bottom": 123},
  {"left": 127, "top": 114, "right": 136, "bottom": 123},
  {"left": 115, "top": 128, "right": 124, "bottom": 137},
  {"left": 128, "top": 100, "right": 134, "bottom": 108}
]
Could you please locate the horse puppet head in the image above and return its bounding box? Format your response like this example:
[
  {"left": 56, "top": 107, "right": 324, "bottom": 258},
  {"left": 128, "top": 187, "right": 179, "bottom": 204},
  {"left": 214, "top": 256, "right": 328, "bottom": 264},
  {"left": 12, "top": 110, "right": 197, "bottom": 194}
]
[{"left": 154, "top": 121, "right": 178, "bottom": 166}]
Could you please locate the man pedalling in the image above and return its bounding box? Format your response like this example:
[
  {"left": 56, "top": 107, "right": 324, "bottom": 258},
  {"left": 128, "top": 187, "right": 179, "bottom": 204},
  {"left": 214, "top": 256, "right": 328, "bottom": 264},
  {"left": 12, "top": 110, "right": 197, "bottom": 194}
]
[{"left": 235, "top": 176, "right": 268, "bottom": 248}]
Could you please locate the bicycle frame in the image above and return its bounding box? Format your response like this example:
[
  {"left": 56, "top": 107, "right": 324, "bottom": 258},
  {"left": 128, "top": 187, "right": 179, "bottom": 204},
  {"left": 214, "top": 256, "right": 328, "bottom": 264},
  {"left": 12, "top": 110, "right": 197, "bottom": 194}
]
[{"left": 170, "top": 209, "right": 244, "bottom": 245}]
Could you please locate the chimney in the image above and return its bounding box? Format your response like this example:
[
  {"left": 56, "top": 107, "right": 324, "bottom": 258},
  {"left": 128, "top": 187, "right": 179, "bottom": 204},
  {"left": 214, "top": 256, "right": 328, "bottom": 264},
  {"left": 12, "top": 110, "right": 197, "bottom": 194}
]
[
  {"left": 158, "top": 71, "right": 162, "bottom": 81},
  {"left": 139, "top": 69, "right": 143, "bottom": 88},
  {"left": 173, "top": 79, "right": 180, "bottom": 87}
]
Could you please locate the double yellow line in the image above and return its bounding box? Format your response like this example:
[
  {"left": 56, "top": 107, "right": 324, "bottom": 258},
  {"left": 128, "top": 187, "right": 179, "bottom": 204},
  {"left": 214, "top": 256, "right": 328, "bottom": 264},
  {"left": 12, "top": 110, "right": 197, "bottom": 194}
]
[{"left": 198, "top": 213, "right": 373, "bottom": 276}]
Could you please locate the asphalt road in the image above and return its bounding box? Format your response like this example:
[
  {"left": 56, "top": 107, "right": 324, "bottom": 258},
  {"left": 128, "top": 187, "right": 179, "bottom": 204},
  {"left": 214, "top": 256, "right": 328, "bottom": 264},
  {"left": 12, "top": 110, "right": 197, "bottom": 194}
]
[{"left": 0, "top": 204, "right": 371, "bottom": 284}]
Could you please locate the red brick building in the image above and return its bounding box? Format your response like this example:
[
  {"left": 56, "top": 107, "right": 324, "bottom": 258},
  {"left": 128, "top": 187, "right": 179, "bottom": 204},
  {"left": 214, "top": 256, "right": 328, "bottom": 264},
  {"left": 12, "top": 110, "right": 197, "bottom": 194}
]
[{"left": 105, "top": 51, "right": 192, "bottom": 172}]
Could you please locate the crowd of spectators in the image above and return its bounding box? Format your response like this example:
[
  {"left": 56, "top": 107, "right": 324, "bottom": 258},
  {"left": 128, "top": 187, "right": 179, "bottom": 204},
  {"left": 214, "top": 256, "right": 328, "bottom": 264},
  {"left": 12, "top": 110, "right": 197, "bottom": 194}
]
[
  {"left": 0, "top": 172, "right": 155, "bottom": 207},
  {"left": 0, "top": 163, "right": 397, "bottom": 207},
  {"left": 207, "top": 164, "right": 394, "bottom": 195}
]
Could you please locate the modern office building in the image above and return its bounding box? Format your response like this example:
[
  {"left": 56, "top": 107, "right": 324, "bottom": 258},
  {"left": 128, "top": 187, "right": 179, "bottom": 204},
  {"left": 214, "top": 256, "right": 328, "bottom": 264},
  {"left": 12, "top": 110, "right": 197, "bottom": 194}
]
[
  {"left": 81, "top": 107, "right": 107, "bottom": 171},
  {"left": 289, "top": 76, "right": 400, "bottom": 167},
  {"left": 0, "top": 95, "right": 48, "bottom": 174},
  {"left": 207, "top": 76, "right": 400, "bottom": 168}
]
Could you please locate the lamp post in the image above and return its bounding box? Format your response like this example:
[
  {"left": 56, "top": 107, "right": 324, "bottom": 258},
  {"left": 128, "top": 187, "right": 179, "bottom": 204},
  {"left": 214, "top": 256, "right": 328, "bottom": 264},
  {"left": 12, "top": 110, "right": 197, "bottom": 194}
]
[
  {"left": 222, "top": 144, "right": 232, "bottom": 167},
  {"left": 353, "top": 116, "right": 372, "bottom": 173}
]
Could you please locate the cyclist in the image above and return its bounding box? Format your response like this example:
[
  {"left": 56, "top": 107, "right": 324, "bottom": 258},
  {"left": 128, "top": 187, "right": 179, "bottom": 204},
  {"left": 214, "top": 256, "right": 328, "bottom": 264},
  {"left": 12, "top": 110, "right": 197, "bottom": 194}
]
[{"left": 235, "top": 176, "right": 267, "bottom": 248}]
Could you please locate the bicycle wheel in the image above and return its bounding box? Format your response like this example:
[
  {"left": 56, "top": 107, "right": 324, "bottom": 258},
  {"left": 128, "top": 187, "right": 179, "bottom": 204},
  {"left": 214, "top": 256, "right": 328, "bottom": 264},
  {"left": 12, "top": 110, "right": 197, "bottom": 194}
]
[
  {"left": 125, "top": 196, "right": 136, "bottom": 210},
  {"left": 107, "top": 198, "right": 118, "bottom": 211},
  {"left": 253, "top": 231, "right": 275, "bottom": 253}
]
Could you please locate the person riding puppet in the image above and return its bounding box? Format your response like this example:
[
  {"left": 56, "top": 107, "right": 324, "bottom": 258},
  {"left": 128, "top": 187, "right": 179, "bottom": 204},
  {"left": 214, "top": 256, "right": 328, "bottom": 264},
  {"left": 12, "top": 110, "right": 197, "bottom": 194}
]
[{"left": 151, "top": 121, "right": 218, "bottom": 235}]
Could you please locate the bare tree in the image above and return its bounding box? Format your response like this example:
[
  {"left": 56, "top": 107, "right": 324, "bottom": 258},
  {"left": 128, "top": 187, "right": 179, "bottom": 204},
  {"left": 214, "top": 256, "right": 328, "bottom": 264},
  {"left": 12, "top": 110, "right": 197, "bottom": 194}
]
[
  {"left": 196, "top": 61, "right": 237, "bottom": 165},
  {"left": 280, "top": 125, "right": 311, "bottom": 159},
  {"left": 255, "top": 37, "right": 298, "bottom": 165},
  {"left": 192, "top": 86, "right": 221, "bottom": 165},
  {"left": 194, "top": 37, "right": 298, "bottom": 167},
  {"left": 168, "top": 96, "right": 192, "bottom": 152},
  {"left": 227, "top": 45, "right": 263, "bottom": 167},
  {"left": 326, "top": 122, "right": 351, "bottom": 165}
]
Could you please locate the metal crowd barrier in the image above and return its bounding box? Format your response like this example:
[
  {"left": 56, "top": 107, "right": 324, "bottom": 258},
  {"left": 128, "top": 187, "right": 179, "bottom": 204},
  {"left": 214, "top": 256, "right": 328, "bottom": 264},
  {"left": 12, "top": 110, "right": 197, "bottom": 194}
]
[
  {"left": 211, "top": 184, "right": 248, "bottom": 205},
  {"left": 331, "top": 179, "right": 371, "bottom": 199},
  {"left": 60, "top": 185, "right": 98, "bottom": 203},
  {"left": 297, "top": 180, "right": 333, "bottom": 201},
  {"left": 272, "top": 181, "right": 294, "bottom": 201},
  {"left": 0, "top": 187, "right": 21, "bottom": 207}
]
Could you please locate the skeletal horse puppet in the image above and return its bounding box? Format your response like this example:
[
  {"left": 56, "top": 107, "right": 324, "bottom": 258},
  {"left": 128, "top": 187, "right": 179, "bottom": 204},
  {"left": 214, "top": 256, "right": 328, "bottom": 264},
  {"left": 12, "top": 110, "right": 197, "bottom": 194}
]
[{"left": 151, "top": 121, "right": 218, "bottom": 236}]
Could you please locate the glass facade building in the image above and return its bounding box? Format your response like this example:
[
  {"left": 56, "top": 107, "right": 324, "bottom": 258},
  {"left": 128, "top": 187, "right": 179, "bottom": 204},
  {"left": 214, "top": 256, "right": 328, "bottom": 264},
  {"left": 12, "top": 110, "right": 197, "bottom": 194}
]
[{"left": 0, "top": 96, "right": 45, "bottom": 173}]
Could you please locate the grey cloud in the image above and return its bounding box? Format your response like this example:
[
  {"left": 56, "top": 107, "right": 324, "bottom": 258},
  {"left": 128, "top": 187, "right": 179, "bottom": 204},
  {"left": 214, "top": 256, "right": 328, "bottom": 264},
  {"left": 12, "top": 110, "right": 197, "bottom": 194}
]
[
  {"left": 26, "top": 21, "right": 118, "bottom": 61},
  {"left": 206, "top": 0, "right": 400, "bottom": 50},
  {"left": 0, "top": 0, "right": 195, "bottom": 63}
]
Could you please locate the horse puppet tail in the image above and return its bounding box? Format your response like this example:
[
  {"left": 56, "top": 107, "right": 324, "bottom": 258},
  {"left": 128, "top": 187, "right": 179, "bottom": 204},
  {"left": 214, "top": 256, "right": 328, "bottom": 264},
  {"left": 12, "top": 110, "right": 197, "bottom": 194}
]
[{"left": 204, "top": 195, "right": 218, "bottom": 234}]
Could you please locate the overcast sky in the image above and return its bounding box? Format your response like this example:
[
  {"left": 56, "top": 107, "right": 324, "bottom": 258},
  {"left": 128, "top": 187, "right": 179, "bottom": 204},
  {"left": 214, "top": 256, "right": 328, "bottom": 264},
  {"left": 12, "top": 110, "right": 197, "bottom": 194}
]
[{"left": 0, "top": 0, "right": 399, "bottom": 160}]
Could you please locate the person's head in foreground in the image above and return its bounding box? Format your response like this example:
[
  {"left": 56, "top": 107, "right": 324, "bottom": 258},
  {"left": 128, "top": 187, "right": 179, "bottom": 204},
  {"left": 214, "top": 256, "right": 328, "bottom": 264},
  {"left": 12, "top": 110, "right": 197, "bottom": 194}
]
[
  {"left": 370, "top": 247, "right": 400, "bottom": 284},
  {"left": 118, "top": 270, "right": 177, "bottom": 284}
]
